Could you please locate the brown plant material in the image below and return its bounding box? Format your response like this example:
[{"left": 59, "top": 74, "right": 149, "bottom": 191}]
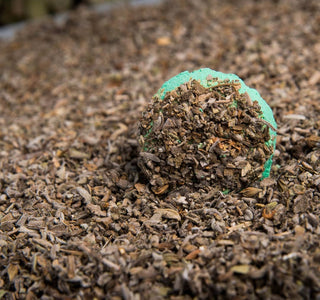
[{"left": 0, "top": 0, "right": 320, "bottom": 299}]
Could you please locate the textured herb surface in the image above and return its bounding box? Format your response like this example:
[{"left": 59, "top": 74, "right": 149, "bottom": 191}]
[{"left": 0, "top": 0, "right": 319, "bottom": 299}]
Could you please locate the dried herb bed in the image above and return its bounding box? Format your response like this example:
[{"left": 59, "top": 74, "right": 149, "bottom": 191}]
[
  {"left": 0, "top": 0, "right": 320, "bottom": 299},
  {"left": 138, "top": 79, "right": 273, "bottom": 194}
]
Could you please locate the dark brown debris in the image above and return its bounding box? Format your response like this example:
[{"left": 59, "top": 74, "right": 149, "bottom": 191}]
[{"left": 0, "top": 0, "right": 320, "bottom": 299}]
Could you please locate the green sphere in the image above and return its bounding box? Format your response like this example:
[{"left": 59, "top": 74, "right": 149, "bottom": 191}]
[{"left": 138, "top": 68, "right": 277, "bottom": 194}]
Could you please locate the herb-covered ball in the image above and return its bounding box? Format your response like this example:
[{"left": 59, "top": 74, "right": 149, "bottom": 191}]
[{"left": 138, "top": 69, "right": 277, "bottom": 194}]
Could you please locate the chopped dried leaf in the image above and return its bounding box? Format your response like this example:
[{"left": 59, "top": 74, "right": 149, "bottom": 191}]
[
  {"left": 0, "top": 0, "right": 319, "bottom": 299},
  {"left": 7, "top": 264, "right": 19, "bottom": 282},
  {"left": 230, "top": 264, "right": 250, "bottom": 274}
]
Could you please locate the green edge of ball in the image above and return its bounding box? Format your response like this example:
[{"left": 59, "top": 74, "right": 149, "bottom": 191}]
[{"left": 155, "top": 68, "right": 277, "bottom": 179}]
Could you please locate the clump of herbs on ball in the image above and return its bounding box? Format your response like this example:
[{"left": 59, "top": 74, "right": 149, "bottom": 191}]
[{"left": 138, "top": 79, "right": 273, "bottom": 195}]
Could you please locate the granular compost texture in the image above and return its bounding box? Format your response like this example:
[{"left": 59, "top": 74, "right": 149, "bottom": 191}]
[{"left": 0, "top": 0, "right": 320, "bottom": 299}]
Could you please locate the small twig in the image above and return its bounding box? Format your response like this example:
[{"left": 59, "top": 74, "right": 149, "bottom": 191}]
[{"left": 253, "top": 118, "right": 278, "bottom": 132}]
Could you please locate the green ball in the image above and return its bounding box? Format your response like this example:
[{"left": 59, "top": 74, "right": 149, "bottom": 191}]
[
  {"left": 138, "top": 68, "right": 277, "bottom": 194},
  {"left": 155, "top": 68, "right": 277, "bottom": 179}
]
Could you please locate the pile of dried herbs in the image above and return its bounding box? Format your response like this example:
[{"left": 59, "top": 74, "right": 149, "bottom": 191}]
[
  {"left": 138, "top": 79, "right": 273, "bottom": 194},
  {"left": 0, "top": 0, "right": 320, "bottom": 299}
]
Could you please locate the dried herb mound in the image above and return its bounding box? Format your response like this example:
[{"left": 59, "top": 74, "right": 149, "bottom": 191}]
[{"left": 138, "top": 79, "right": 274, "bottom": 194}]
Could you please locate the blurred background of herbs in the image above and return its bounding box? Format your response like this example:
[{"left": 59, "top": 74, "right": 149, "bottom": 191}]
[{"left": 0, "top": 0, "right": 116, "bottom": 25}]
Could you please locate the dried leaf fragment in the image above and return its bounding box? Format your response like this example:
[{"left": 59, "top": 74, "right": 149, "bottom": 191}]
[
  {"left": 56, "top": 165, "right": 66, "bottom": 180},
  {"left": 0, "top": 290, "right": 8, "bottom": 299},
  {"left": 185, "top": 249, "right": 201, "bottom": 260},
  {"left": 87, "top": 203, "right": 107, "bottom": 216},
  {"left": 69, "top": 148, "right": 90, "bottom": 159},
  {"left": 308, "top": 71, "right": 320, "bottom": 85},
  {"left": 76, "top": 187, "right": 92, "bottom": 204},
  {"left": 102, "top": 258, "right": 120, "bottom": 271},
  {"left": 230, "top": 264, "right": 250, "bottom": 274},
  {"left": 240, "top": 187, "right": 262, "bottom": 197},
  {"left": 305, "top": 135, "right": 320, "bottom": 148},
  {"left": 67, "top": 255, "right": 76, "bottom": 279},
  {"left": 7, "top": 264, "right": 19, "bottom": 282},
  {"left": 156, "top": 36, "right": 171, "bottom": 46},
  {"left": 262, "top": 202, "right": 278, "bottom": 219},
  {"left": 135, "top": 183, "right": 147, "bottom": 193},
  {"left": 241, "top": 162, "right": 252, "bottom": 177},
  {"left": 152, "top": 184, "right": 169, "bottom": 195},
  {"left": 260, "top": 177, "right": 276, "bottom": 188},
  {"left": 154, "top": 208, "right": 181, "bottom": 221}
]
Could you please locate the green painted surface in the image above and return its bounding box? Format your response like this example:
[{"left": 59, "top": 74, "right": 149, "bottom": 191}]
[{"left": 155, "top": 68, "right": 277, "bottom": 178}]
